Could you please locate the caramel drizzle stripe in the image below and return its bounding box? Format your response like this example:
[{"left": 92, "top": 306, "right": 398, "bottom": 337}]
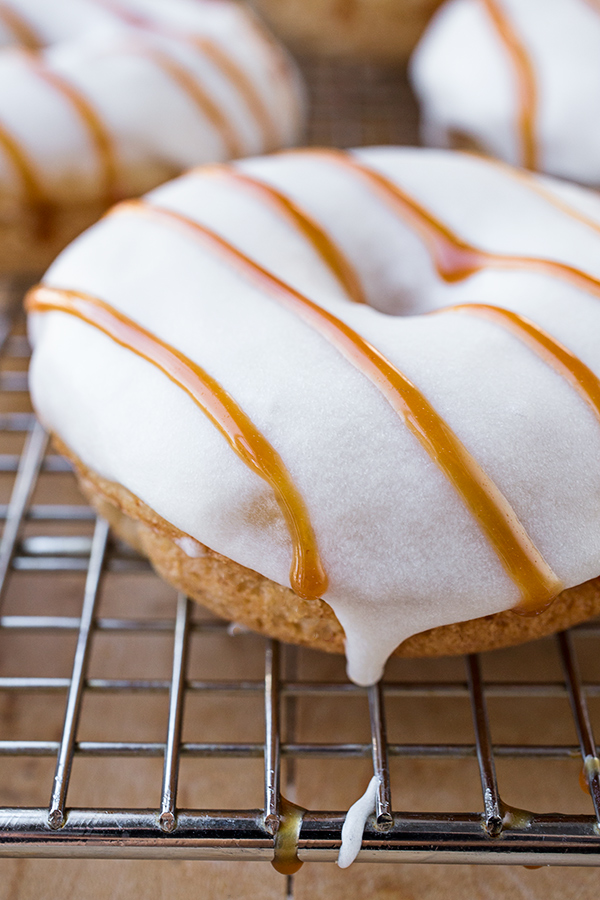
[
  {"left": 205, "top": 165, "right": 366, "bottom": 304},
  {"left": 242, "top": 3, "right": 303, "bottom": 124},
  {"left": 92, "top": 0, "right": 268, "bottom": 152},
  {"left": 479, "top": 0, "right": 538, "bottom": 169},
  {"left": 189, "top": 36, "right": 279, "bottom": 150},
  {"left": 458, "top": 151, "right": 600, "bottom": 239},
  {"left": 107, "top": 197, "right": 562, "bottom": 613},
  {"left": 443, "top": 304, "right": 600, "bottom": 425},
  {"left": 0, "top": 119, "right": 53, "bottom": 237},
  {"left": 0, "top": 118, "right": 46, "bottom": 204},
  {"left": 0, "top": 2, "right": 41, "bottom": 50},
  {"left": 135, "top": 46, "right": 245, "bottom": 159},
  {"left": 26, "top": 285, "right": 327, "bottom": 603},
  {"left": 22, "top": 52, "right": 120, "bottom": 205},
  {"left": 308, "top": 149, "right": 600, "bottom": 300}
]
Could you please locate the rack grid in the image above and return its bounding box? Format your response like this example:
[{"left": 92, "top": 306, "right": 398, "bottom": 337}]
[{"left": 0, "top": 61, "right": 600, "bottom": 877}]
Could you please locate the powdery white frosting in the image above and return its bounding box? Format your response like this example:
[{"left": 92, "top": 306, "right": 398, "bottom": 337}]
[
  {"left": 410, "top": 0, "right": 600, "bottom": 184},
  {"left": 27, "top": 147, "right": 600, "bottom": 685},
  {"left": 0, "top": 0, "right": 303, "bottom": 203},
  {"left": 337, "top": 775, "right": 378, "bottom": 868}
]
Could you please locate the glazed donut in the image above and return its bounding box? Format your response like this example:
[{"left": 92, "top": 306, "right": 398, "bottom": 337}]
[
  {"left": 410, "top": 0, "right": 600, "bottom": 183},
  {"left": 26, "top": 146, "right": 600, "bottom": 685},
  {"left": 0, "top": 0, "right": 303, "bottom": 275}
]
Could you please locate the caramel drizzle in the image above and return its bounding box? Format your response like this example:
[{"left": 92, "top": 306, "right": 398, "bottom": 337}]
[
  {"left": 26, "top": 285, "right": 328, "bottom": 603},
  {"left": 22, "top": 51, "right": 120, "bottom": 205},
  {"left": 479, "top": 0, "right": 538, "bottom": 169},
  {"left": 205, "top": 165, "right": 366, "bottom": 304},
  {"left": 458, "top": 151, "right": 600, "bottom": 239},
  {"left": 583, "top": 0, "right": 600, "bottom": 16},
  {"left": 93, "top": 0, "right": 277, "bottom": 150},
  {"left": 0, "top": 118, "right": 53, "bottom": 236},
  {"left": 107, "top": 197, "right": 562, "bottom": 613},
  {"left": 189, "top": 36, "right": 279, "bottom": 151},
  {"left": 310, "top": 149, "right": 600, "bottom": 300},
  {"left": 443, "top": 303, "right": 600, "bottom": 425},
  {"left": 133, "top": 45, "right": 245, "bottom": 159},
  {"left": 242, "top": 0, "right": 302, "bottom": 122},
  {"left": 271, "top": 797, "right": 306, "bottom": 875},
  {"left": 0, "top": 2, "right": 41, "bottom": 50}
]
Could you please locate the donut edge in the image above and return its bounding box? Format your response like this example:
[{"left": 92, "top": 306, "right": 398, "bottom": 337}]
[{"left": 54, "top": 434, "right": 600, "bottom": 659}]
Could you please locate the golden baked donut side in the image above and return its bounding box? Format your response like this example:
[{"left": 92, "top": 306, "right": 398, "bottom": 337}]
[{"left": 59, "top": 436, "right": 600, "bottom": 660}]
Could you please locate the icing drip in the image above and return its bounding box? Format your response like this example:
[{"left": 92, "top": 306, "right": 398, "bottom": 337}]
[
  {"left": 479, "top": 0, "right": 538, "bottom": 169},
  {"left": 337, "top": 775, "right": 378, "bottom": 869},
  {"left": 207, "top": 165, "right": 366, "bottom": 303},
  {"left": 134, "top": 44, "right": 245, "bottom": 158},
  {"left": 174, "top": 535, "right": 206, "bottom": 558},
  {"left": 0, "top": 1, "right": 40, "bottom": 49},
  {"left": 312, "top": 150, "right": 600, "bottom": 299},
  {"left": 107, "top": 197, "right": 562, "bottom": 614},
  {"left": 22, "top": 50, "right": 120, "bottom": 205},
  {"left": 26, "top": 285, "right": 328, "bottom": 603}
]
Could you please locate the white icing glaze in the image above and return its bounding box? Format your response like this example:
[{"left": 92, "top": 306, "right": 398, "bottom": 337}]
[
  {"left": 0, "top": 0, "right": 304, "bottom": 203},
  {"left": 337, "top": 775, "right": 378, "bottom": 868},
  {"left": 27, "top": 147, "right": 600, "bottom": 685},
  {"left": 174, "top": 535, "right": 206, "bottom": 559},
  {"left": 411, "top": 0, "right": 600, "bottom": 184}
]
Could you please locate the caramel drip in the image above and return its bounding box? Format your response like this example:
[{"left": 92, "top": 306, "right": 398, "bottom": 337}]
[
  {"left": 26, "top": 285, "right": 328, "bottom": 603},
  {"left": 580, "top": 765, "right": 591, "bottom": 795},
  {"left": 0, "top": 119, "right": 53, "bottom": 237},
  {"left": 445, "top": 304, "right": 600, "bottom": 427},
  {"left": 310, "top": 149, "right": 600, "bottom": 301},
  {"left": 206, "top": 165, "right": 366, "bottom": 304},
  {"left": 22, "top": 52, "right": 120, "bottom": 205},
  {"left": 271, "top": 797, "right": 306, "bottom": 875},
  {"left": 135, "top": 46, "right": 244, "bottom": 158},
  {"left": 479, "top": 0, "right": 538, "bottom": 169},
  {"left": 108, "top": 198, "right": 562, "bottom": 613},
  {"left": 0, "top": 2, "right": 40, "bottom": 49}
]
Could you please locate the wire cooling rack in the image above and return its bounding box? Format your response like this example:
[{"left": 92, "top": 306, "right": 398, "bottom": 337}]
[{"left": 0, "top": 62, "right": 600, "bottom": 877}]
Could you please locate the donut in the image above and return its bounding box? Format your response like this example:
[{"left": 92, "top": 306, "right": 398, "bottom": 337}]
[
  {"left": 0, "top": 0, "right": 303, "bottom": 276},
  {"left": 410, "top": 0, "right": 600, "bottom": 183},
  {"left": 26, "top": 146, "right": 600, "bottom": 685},
  {"left": 249, "top": 0, "right": 445, "bottom": 62}
]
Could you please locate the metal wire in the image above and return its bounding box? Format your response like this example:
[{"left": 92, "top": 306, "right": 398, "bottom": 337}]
[
  {"left": 1, "top": 61, "right": 600, "bottom": 868},
  {"left": 466, "top": 654, "right": 502, "bottom": 837},
  {"left": 47, "top": 518, "right": 109, "bottom": 829},
  {"left": 159, "top": 594, "right": 191, "bottom": 833}
]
